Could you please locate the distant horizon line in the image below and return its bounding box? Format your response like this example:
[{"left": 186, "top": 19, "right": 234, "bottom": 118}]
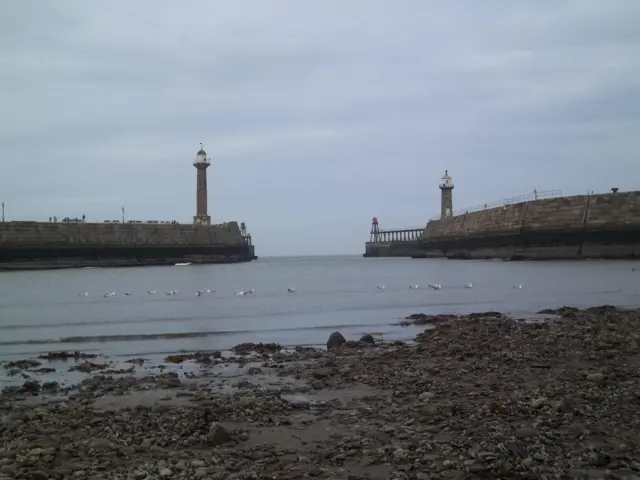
[{"left": 253, "top": 254, "right": 363, "bottom": 258}]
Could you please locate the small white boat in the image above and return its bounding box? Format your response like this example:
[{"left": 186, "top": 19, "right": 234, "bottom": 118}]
[{"left": 175, "top": 262, "right": 192, "bottom": 266}]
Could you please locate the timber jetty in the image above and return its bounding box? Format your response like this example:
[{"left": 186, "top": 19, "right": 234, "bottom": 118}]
[
  {"left": 0, "top": 145, "right": 257, "bottom": 271},
  {"left": 364, "top": 170, "right": 640, "bottom": 260}
]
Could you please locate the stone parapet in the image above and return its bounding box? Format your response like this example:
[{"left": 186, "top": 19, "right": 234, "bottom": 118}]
[
  {"left": 0, "top": 221, "right": 254, "bottom": 270},
  {"left": 0, "top": 221, "right": 244, "bottom": 248},
  {"left": 418, "top": 191, "right": 640, "bottom": 260}
]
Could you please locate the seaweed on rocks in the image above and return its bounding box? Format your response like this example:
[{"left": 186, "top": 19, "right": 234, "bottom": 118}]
[
  {"left": 232, "top": 343, "right": 282, "bottom": 356},
  {"left": 164, "top": 351, "right": 222, "bottom": 364},
  {"left": 69, "top": 361, "right": 109, "bottom": 373},
  {"left": 398, "top": 311, "right": 505, "bottom": 326},
  {"left": 38, "top": 351, "right": 97, "bottom": 360},
  {"left": 537, "top": 306, "right": 578, "bottom": 315},
  {"left": 537, "top": 305, "right": 620, "bottom": 316},
  {"left": 3, "top": 359, "right": 41, "bottom": 370}
]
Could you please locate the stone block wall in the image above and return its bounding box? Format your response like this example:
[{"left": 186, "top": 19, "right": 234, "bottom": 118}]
[
  {"left": 461, "top": 202, "right": 528, "bottom": 235},
  {"left": 363, "top": 241, "right": 423, "bottom": 258},
  {"left": 423, "top": 195, "right": 592, "bottom": 240},
  {"left": 0, "top": 221, "right": 245, "bottom": 248},
  {"left": 585, "top": 191, "right": 640, "bottom": 230},
  {"left": 520, "top": 196, "right": 587, "bottom": 233},
  {"left": 424, "top": 201, "right": 529, "bottom": 240},
  {"left": 418, "top": 190, "right": 640, "bottom": 260}
]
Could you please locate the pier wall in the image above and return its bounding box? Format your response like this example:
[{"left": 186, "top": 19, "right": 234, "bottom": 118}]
[
  {"left": 0, "top": 221, "right": 254, "bottom": 270},
  {"left": 419, "top": 191, "right": 640, "bottom": 260},
  {"left": 362, "top": 226, "right": 426, "bottom": 258},
  {"left": 364, "top": 241, "right": 423, "bottom": 258}
]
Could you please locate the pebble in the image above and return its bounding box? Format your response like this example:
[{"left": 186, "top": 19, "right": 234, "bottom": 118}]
[
  {"left": 586, "top": 372, "right": 605, "bottom": 382},
  {"left": 1, "top": 305, "right": 639, "bottom": 478},
  {"left": 418, "top": 391, "right": 435, "bottom": 401}
]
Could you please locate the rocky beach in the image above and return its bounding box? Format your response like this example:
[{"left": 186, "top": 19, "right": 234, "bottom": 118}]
[{"left": 1, "top": 306, "right": 640, "bottom": 479}]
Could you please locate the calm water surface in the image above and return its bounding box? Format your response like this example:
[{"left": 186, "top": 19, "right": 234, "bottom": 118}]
[{"left": 0, "top": 256, "right": 638, "bottom": 369}]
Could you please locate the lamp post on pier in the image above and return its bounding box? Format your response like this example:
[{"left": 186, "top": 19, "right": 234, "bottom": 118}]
[
  {"left": 121, "top": 206, "right": 125, "bottom": 224},
  {"left": 1, "top": 201, "right": 4, "bottom": 222}
]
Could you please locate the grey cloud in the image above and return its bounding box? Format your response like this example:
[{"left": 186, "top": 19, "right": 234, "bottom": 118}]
[{"left": 1, "top": 0, "right": 639, "bottom": 255}]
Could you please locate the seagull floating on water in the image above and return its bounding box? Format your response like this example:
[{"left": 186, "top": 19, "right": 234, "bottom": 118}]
[
  {"left": 247, "top": 288, "right": 255, "bottom": 294},
  {"left": 196, "top": 291, "right": 202, "bottom": 297},
  {"left": 124, "top": 292, "right": 132, "bottom": 296},
  {"left": 165, "top": 290, "right": 177, "bottom": 296},
  {"left": 428, "top": 284, "right": 442, "bottom": 290},
  {"left": 513, "top": 284, "right": 523, "bottom": 289},
  {"left": 103, "top": 292, "right": 115, "bottom": 298},
  {"left": 235, "top": 290, "right": 247, "bottom": 296},
  {"left": 287, "top": 288, "right": 296, "bottom": 293},
  {"left": 377, "top": 285, "right": 386, "bottom": 291},
  {"left": 409, "top": 284, "right": 420, "bottom": 289},
  {"left": 78, "top": 292, "right": 88, "bottom": 297},
  {"left": 147, "top": 290, "right": 156, "bottom": 295},
  {"left": 464, "top": 282, "right": 473, "bottom": 289},
  {"left": 206, "top": 288, "right": 215, "bottom": 293}
]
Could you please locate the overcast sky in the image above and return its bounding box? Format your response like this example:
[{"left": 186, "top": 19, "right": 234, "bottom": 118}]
[{"left": 1, "top": 1, "right": 639, "bottom": 256}]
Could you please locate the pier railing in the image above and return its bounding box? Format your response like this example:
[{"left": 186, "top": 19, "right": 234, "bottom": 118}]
[
  {"left": 31, "top": 218, "right": 241, "bottom": 226},
  {"left": 368, "top": 227, "right": 425, "bottom": 244},
  {"left": 374, "top": 226, "right": 426, "bottom": 234},
  {"left": 429, "top": 189, "right": 563, "bottom": 221}
]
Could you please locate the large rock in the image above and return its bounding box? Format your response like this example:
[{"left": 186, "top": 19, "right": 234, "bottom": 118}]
[
  {"left": 207, "top": 422, "right": 232, "bottom": 446},
  {"left": 327, "top": 332, "right": 346, "bottom": 351},
  {"left": 21, "top": 380, "right": 41, "bottom": 394},
  {"left": 359, "top": 334, "right": 375, "bottom": 345}
]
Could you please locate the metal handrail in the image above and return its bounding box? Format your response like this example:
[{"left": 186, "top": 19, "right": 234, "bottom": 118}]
[
  {"left": 371, "top": 226, "right": 426, "bottom": 234},
  {"left": 429, "top": 189, "right": 563, "bottom": 221}
]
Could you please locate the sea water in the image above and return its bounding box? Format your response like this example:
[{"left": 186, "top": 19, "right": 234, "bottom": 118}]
[{"left": 0, "top": 255, "right": 638, "bottom": 385}]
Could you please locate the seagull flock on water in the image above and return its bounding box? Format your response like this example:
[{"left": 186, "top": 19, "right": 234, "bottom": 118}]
[
  {"left": 78, "top": 282, "right": 524, "bottom": 298},
  {"left": 376, "top": 282, "right": 522, "bottom": 291}
]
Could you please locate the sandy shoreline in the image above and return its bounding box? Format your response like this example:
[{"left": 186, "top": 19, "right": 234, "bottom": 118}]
[{"left": 2, "top": 305, "right": 640, "bottom": 479}]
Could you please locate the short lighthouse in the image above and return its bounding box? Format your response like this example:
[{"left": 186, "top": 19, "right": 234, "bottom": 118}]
[
  {"left": 439, "top": 170, "right": 454, "bottom": 220},
  {"left": 193, "top": 143, "right": 211, "bottom": 226}
]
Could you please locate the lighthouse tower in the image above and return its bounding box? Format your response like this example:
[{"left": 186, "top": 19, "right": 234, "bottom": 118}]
[
  {"left": 439, "top": 170, "right": 454, "bottom": 220},
  {"left": 369, "top": 217, "right": 381, "bottom": 243},
  {"left": 193, "top": 143, "right": 211, "bottom": 226}
]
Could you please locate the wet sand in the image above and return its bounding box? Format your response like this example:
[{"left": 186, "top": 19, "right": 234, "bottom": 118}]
[{"left": 2, "top": 305, "right": 640, "bottom": 479}]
